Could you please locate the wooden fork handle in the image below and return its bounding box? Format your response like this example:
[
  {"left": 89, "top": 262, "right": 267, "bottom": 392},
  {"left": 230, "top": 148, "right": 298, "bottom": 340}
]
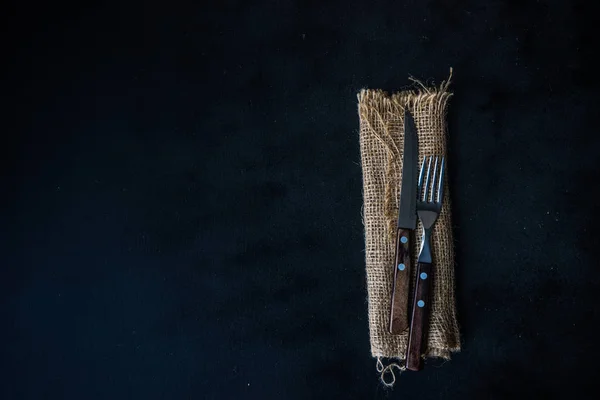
[
  {"left": 389, "top": 228, "right": 413, "bottom": 334},
  {"left": 406, "top": 261, "right": 433, "bottom": 371}
]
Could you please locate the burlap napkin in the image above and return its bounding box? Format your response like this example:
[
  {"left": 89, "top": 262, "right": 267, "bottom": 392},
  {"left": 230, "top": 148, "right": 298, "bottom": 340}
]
[{"left": 358, "top": 75, "right": 460, "bottom": 385}]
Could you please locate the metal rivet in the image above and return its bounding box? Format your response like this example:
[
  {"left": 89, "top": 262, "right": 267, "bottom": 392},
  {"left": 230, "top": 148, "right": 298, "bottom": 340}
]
[
  {"left": 400, "top": 236, "right": 408, "bottom": 244},
  {"left": 420, "top": 272, "right": 428, "bottom": 280},
  {"left": 417, "top": 300, "right": 425, "bottom": 308},
  {"left": 398, "top": 263, "right": 406, "bottom": 271}
]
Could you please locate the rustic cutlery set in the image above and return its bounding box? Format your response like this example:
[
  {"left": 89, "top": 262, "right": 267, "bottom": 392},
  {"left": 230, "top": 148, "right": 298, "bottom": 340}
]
[{"left": 389, "top": 110, "right": 446, "bottom": 371}]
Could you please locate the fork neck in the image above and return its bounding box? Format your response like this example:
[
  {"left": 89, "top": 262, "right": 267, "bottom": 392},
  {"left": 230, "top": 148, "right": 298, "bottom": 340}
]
[{"left": 418, "top": 228, "right": 433, "bottom": 264}]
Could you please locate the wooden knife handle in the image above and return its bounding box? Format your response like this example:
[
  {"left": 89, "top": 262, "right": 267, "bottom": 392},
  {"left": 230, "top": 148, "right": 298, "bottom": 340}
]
[
  {"left": 389, "top": 228, "right": 413, "bottom": 334},
  {"left": 406, "top": 262, "right": 433, "bottom": 371}
]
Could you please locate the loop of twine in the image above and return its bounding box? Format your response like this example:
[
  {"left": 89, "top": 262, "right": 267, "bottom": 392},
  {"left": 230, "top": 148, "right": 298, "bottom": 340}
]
[
  {"left": 376, "top": 357, "right": 406, "bottom": 387},
  {"left": 409, "top": 67, "right": 453, "bottom": 94}
]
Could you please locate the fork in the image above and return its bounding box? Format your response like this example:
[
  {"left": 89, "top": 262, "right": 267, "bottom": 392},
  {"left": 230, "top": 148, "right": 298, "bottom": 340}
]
[{"left": 406, "top": 155, "right": 446, "bottom": 371}]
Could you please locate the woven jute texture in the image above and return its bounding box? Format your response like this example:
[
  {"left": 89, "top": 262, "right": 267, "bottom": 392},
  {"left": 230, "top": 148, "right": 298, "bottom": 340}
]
[{"left": 358, "top": 80, "right": 460, "bottom": 362}]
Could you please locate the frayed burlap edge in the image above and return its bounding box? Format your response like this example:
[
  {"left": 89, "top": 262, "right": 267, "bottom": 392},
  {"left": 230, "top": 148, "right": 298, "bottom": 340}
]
[{"left": 358, "top": 71, "right": 460, "bottom": 386}]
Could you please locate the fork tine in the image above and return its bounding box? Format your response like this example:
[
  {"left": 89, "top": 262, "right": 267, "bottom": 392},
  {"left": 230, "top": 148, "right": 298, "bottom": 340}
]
[
  {"left": 417, "top": 158, "right": 426, "bottom": 201},
  {"left": 436, "top": 156, "right": 445, "bottom": 203},
  {"left": 430, "top": 156, "right": 438, "bottom": 202},
  {"left": 423, "top": 156, "right": 432, "bottom": 202}
]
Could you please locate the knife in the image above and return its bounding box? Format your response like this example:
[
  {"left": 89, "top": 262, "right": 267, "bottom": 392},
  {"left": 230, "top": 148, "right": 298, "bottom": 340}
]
[{"left": 389, "top": 109, "right": 419, "bottom": 334}]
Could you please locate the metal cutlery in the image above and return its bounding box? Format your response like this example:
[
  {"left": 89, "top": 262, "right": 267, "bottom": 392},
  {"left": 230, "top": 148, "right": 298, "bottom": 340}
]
[
  {"left": 406, "top": 155, "right": 446, "bottom": 371},
  {"left": 389, "top": 110, "right": 419, "bottom": 334}
]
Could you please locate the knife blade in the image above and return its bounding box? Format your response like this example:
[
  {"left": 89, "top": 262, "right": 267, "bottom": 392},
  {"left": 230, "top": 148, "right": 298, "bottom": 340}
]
[{"left": 389, "top": 109, "right": 419, "bottom": 334}]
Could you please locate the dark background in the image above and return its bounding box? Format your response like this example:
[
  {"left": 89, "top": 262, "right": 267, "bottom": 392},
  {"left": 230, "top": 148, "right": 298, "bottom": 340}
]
[{"left": 2, "top": 0, "right": 599, "bottom": 398}]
